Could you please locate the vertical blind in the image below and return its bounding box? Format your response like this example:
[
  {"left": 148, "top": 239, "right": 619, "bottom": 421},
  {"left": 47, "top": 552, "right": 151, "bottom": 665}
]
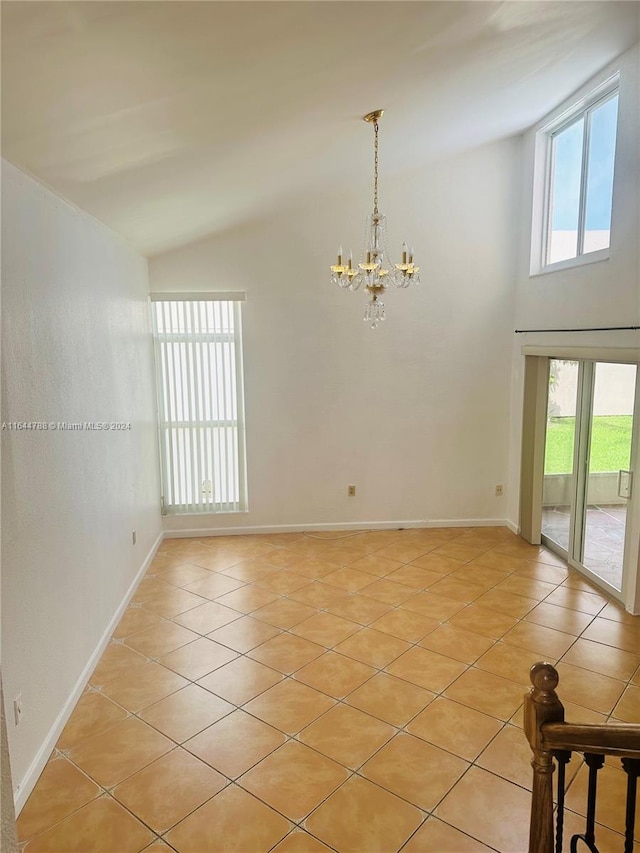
[{"left": 151, "top": 294, "right": 247, "bottom": 514}]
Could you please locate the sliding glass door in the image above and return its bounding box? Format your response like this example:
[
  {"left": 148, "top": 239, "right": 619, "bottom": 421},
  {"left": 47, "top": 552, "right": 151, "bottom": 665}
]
[{"left": 542, "top": 359, "right": 637, "bottom": 596}]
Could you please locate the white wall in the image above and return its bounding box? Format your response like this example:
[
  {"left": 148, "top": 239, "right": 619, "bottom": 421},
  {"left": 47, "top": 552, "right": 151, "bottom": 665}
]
[
  {"left": 505, "top": 44, "right": 640, "bottom": 610},
  {"left": 1, "top": 162, "right": 162, "bottom": 803},
  {"left": 150, "top": 138, "right": 520, "bottom": 534}
]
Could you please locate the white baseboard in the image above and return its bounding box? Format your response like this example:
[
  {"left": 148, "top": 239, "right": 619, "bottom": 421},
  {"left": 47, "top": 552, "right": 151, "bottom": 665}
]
[
  {"left": 506, "top": 519, "right": 521, "bottom": 534},
  {"left": 162, "top": 518, "right": 512, "bottom": 538},
  {"left": 14, "top": 530, "right": 163, "bottom": 814}
]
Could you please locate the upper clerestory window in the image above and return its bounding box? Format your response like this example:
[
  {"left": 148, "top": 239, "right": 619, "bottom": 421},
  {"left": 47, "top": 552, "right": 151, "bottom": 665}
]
[{"left": 536, "top": 76, "right": 619, "bottom": 273}]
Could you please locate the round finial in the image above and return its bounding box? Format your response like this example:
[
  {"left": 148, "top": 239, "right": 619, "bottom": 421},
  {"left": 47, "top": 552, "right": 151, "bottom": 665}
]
[{"left": 530, "top": 662, "right": 559, "bottom": 701}]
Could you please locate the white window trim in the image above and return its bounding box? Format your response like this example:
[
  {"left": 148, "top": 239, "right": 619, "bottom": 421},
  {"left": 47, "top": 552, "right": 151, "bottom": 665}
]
[{"left": 530, "top": 72, "right": 620, "bottom": 277}]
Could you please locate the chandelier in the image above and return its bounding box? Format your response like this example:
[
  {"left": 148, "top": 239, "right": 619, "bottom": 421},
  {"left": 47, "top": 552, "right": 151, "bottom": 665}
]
[{"left": 330, "top": 110, "right": 420, "bottom": 328}]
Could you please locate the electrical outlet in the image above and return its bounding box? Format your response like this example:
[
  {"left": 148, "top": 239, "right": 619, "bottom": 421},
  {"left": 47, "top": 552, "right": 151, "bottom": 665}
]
[
  {"left": 13, "top": 694, "right": 23, "bottom": 726},
  {"left": 132, "top": 530, "right": 137, "bottom": 546},
  {"left": 495, "top": 484, "right": 503, "bottom": 497},
  {"left": 348, "top": 485, "right": 356, "bottom": 497}
]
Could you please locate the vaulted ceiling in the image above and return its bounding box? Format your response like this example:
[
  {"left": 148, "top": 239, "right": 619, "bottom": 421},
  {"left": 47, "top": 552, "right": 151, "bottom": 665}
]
[{"left": 2, "top": 1, "right": 638, "bottom": 255}]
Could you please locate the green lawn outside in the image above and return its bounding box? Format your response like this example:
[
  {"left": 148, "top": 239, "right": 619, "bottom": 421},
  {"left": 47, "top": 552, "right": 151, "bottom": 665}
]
[{"left": 544, "top": 415, "right": 633, "bottom": 474}]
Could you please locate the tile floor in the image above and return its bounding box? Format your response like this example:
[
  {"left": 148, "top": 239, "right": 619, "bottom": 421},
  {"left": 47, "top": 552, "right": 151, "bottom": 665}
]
[{"left": 16, "top": 526, "right": 640, "bottom": 853}]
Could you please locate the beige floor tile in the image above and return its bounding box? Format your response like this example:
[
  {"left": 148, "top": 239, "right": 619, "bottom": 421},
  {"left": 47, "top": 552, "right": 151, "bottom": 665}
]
[
  {"left": 334, "top": 627, "right": 411, "bottom": 668},
  {"left": 383, "top": 565, "right": 442, "bottom": 590},
  {"left": 198, "top": 655, "right": 283, "bottom": 704},
  {"left": 154, "top": 563, "right": 212, "bottom": 587},
  {"left": 501, "top": 620, "right": 576, "bottom": 659},
  {"left": 100, "top": 661, "right": 188, "bottom": 712},
  {"left": 437, "top": 766, "right": 531, "bottom": 851},
  {"left": 443, "top": 668, "right": 524, "bottom": 721},
  {"left": 474, "top": 588, "right": 539, "bottom": 618},
  {"left": 543, "top": 585, "right": 607, "bottom": 615},
  {"left": 56, "top": 690, "right": 128, "bottom": 750},
  {"left": 407, "top": 696, "right": 502, "bottom": 760},
  {"left": 561, "top": 638, "right": 640, "bottom": 682},
  {"left": 554, "top": 662, "right": 625, "bottom": 714},
  {"left": 510, "top": 699, "right": 607, "bottom": 729},
  {"left": 90, "top": 642, "right": 148, "bottom": 688},
  {"left": 418, "top": 624, "right": 495, "bottom": 664},
  {"left": 17, "top": 757, "right": 100, "bottom": 842},
  {"left": 248, "top": 633, "right": 326, "bottom": 674},
  {"left": 166, "top": 785, "right": 290, "bottom": 853},
  {"left": 612, "top": 684, "right": 640, "bottom": 722},
  {"left": 565, "top": 762, "right": 640, "bottom": 839},
  {"left": 306, "top": 775, "right": 422, "bottom": 853},
  {"left": 387, "top": 646, "right": 467, "bottom": 693},
  {"left": 346, "top": 554, "right": 403, "bottom": 578},
  {"left": 124, "top": 620, "right": 200, "bottom": 657},
  {"left": 582, "top": 616, "right": 640, "bottom": 654},
  {"left": 189, "top": 551, "right": 249, "bottom": 572},
  {"left": 290, "top": 611, "right": 360, "bottom": 646},
  {"left": 433, "top": 542, "right": 490, "bottom": 562},
  {"left": 322, "top": 566, "right": 380, "bottom": 592},
  {"left": 400, "top": 591, "right": 466, "bottom": 620},
  {"left": 23, "top": 796, "right": 154, "bottom": 853},
  {"left": 525, "top": 602, "right": 595, "bottom": 636},
  {"left": 326, "top": 594, "right": 392, "bottom": 625},
  {"left": 360, "top": 578, "right": 417, "bottom": 606},
  {"left": 252, "top": 597, "right": 318, "bottom": 629},
  {"left": 239, "top": 740, "right": 347, "bottom": 821},
  {"left": 514, "top": 560, "right": 569, "bottom": 584},
  {"left": 253, "top": 569, "right": 310, "bottom": 595},
  {"left": 375, "top": 542, "right": 433, "bottom": 563},
  {"left": 207, "top": 615, "right": 281, "bottom": 651},
  {"left": 142, "top": 589, "right": 208, "bottom": 619},
  {"left": 448, "top": 604, "right": 518, "bottom": 639},
  {"left": 263, "top": 548, "right": 310, "bottom": 569},
  {"left": 182, "top": 572, "right": 245, "bottom": 599},
  {"left": 287, "top": 556, "right": 346, "bottom": 579},
  {"left": 450, "top": 562, "right": 511, "bottom": 588},
  {"left": 113, "top": 747, "right": 226, "bottom": 833},
  {"left": 362, "top": 732, "right": 468, "bottom": 810},
  {"left": 402, "top": 817, "right": 492, "bottom": 852},
  {"left": 599, "top": 601, "right": 640, "bottom": 626},
  {"left": 476, "top": 641, "right": 552, "bottom": 685},
  {"left": 288, "top": 581, "right": 348, "bottom": 609},
  {"left": 369, "top": 609, "right": 440, "bottom": 643},
  {"left": 113, "top": 607, "right": 163, "bottom": 639},
  {"left": 422, "top": 576, "right": 485, "bottom": 604},
  {"left": 295, "top": 650, "right": 376, "bottom": 698},
  {"left": 347, "top": 671, "right": 435, "bottom": 727},
  {"left": 475, "top": 723, "right": 532, "bottom": 789},
  {"left": 299, "top": 704, "right": 394, "bottom": 769},
  {"left": 70, "top": 717, "right": 173, "bottom": 787},
  {"left": 158, "top": 637, "right": 238, "bottom": 680},
  {"left": 221, "top": 558, "right": 279, "bottom": 582},
  {"left": 495, "top": 574, "right": 558, "bottom": 600},
  {"left": 185, "top": 709, "right": 285, "bottom": 777},
  {"left": 271, "top": 830, "right": 332, "bottom": 852},
  {"left": 563, "top": 572, "right": 606, "bottom": 593},
  {"left": 410, "top": 553, "right": 465, "bottom": 574},
  {"left": 244, "top": 678, "right": 336, "bottom": 734},
  {"left": 139, "top": 683, "right": 234, "bottom": 742},
  {"left": 172, "top": 601, "right": 242, "bottom": 634}
]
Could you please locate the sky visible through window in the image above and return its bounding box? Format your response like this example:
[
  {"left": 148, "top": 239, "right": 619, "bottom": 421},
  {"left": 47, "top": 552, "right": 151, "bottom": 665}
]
[{"left": 548, "top": 93, "right": 618, "bottom": 264}]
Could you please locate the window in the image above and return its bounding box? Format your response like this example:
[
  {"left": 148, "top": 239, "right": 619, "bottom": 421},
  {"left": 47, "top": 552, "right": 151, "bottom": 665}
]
[
  {"left": 541, "top": 80, "right": 619, "bottom": 270},
  {"left": 151, "top": 294, "right": 247, "bottom": 514}
]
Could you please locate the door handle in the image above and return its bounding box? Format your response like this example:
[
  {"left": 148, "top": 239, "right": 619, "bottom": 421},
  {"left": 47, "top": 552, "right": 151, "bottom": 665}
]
[{"left": 618, "top": 469, "right": 632, "bottom": 500}]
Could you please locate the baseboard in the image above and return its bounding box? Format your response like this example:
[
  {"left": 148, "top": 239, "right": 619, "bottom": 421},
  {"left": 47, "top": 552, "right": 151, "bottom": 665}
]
[
  {"left": 14, "top": 530, "right": 163, "bottom": 814},
  {"left": 162, "top": 518, "right": 512, "bottom": 538},
  {"left": 506, "top": 519, "right": 521, "bottom": 535}
]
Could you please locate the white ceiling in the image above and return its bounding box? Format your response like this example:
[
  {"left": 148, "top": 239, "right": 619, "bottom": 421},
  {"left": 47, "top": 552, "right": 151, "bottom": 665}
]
[{"left": 2, "top": 1, "right": 638, "bottom": 256}]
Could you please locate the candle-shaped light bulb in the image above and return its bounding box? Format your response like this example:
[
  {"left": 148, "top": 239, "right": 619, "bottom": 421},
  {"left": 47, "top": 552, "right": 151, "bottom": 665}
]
[
  {"left": 366, "top": 250, "right": 371, "bottom": 264},
  {"left": 409, "top": 245, "right": 414, "bottom": 263},
  {"left": 338, "top": 245, "right": 343, "bottom": 265},
  {"left": 402, "top": 242, "right": 407, "bottom": 264}
]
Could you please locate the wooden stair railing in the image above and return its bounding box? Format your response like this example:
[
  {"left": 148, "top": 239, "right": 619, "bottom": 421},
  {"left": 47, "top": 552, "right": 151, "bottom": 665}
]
[{"left": 525, "top": 662, "right": 640, "bottom": 853}]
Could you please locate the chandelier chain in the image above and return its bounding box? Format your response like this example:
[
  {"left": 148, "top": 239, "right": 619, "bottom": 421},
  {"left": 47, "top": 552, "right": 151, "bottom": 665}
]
[{"left": 373, "top": 119, "right": 379, "bottom": 215}]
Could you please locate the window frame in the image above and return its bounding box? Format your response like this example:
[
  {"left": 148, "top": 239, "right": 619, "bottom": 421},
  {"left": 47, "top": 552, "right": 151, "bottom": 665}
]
[
  {"left": 150, "top": 292, "right": 248, "bottom": 516},
  {"left": 532, "top": 74, "right": 620, "bottom": 276}
]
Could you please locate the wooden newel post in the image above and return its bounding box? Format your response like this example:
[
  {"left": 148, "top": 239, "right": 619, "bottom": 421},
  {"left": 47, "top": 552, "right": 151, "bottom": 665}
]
[{"left": 524, "top": 662, "right": 565, "bottom": 853}]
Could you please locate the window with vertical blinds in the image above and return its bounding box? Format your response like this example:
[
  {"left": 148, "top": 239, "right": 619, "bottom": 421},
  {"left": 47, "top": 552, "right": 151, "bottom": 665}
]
[{"left": 151, "top": 293, "right": 247, "bottom": 514}]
